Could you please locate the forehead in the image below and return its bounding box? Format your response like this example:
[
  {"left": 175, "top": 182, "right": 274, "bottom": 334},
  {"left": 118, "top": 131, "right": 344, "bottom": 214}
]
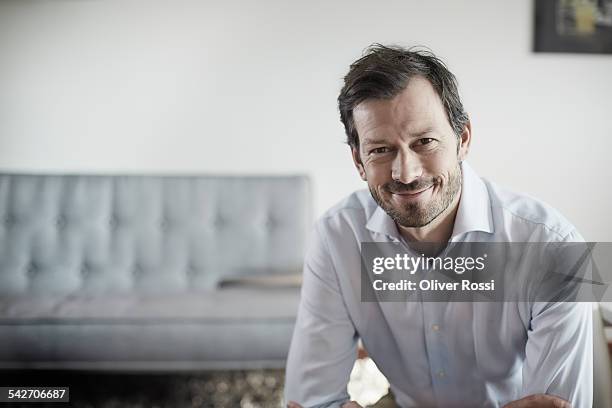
[{"left": 353, "top": 76, "right": 449, "bottom": 139}]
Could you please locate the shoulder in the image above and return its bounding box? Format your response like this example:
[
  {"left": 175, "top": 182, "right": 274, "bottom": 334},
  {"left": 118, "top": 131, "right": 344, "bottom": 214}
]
[
  {"left": 309, "top": 189, "right": 379, "bottom": 245},
  {"left": 318, "top": 189, "right": 375, "bottom": 223},
  {"left": 484, "top": 178, "right": 583, "bottom": 242},
  {"left": 304, "top": 190, "right": 375, "bottom": 268}
]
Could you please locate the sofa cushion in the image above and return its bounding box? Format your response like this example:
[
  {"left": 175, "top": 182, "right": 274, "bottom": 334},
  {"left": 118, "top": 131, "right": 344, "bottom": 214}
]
[
  {"left": 0, "top": 286, "right": 300, "bottom": 369},
  {"left": 0, "top": 286, "right": 300, "bottom": 320}
]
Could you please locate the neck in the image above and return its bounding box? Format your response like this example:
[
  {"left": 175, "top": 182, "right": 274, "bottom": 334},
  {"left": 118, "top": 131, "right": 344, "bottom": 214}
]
[{"left": 396, "top": 187, "right": 462, "bottom": 246}]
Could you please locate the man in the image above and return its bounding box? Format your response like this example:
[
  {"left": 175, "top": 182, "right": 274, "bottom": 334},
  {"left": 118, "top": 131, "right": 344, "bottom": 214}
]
[{"left": 284, "top": 45, "right": 592, "bottom": 408}]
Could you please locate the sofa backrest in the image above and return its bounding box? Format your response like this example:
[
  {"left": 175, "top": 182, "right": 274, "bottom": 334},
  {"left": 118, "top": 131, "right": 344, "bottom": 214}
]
[{"left": 0, "top": 174, "right": 311, "bottom": 295}]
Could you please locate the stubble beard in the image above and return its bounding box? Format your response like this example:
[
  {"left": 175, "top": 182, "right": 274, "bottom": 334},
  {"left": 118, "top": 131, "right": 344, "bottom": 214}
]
[{"left": 369, "top": 164, "right": 462, "bottom": 228}]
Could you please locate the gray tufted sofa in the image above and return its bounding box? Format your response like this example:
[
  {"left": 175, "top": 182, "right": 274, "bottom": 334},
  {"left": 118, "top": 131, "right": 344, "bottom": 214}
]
[{"left": 0, "top": 173, "right": 310, "bottom": 370}]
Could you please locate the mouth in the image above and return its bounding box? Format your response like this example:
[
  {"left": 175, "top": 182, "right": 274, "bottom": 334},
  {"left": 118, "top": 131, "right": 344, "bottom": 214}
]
[{"left": 389, "top": 185, "right": 434, "bottom": 201}]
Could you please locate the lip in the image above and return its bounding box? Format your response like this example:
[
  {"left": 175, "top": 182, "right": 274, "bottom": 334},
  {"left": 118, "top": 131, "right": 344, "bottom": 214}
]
[{"left": 390, "top": 185, "right": 434, "bottom": 200}]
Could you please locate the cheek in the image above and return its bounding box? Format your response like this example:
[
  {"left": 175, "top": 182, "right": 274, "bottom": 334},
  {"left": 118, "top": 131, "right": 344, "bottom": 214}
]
[
  {"left": 364, "top": 163, "right": 392, "bottom": 185},
  {"left": 428, "top": 150, "right": 459, "bottom": 175},
  {"left": 439, "top": 164, "right": 461, "bottom": 187}
]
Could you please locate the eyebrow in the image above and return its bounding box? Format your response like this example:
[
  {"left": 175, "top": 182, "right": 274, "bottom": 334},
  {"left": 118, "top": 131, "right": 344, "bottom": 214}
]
[
  {"left": 361, "top": 137, "right": 387, "bottom": 146},
  {"left": 361, "top": 128, "right": 434, "bottom": 146}
]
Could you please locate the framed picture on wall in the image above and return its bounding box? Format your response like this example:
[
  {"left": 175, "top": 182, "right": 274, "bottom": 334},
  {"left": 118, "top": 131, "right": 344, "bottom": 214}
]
[{"left": 534, "top": 0, "right": 612, "bottom": 53}]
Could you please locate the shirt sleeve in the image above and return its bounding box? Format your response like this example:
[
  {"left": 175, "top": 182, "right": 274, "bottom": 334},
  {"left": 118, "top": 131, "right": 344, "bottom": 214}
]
[
  {"left": 521, "top": 229, "right": 593, "bottom": 408},
  {"left": 284, "top": 221, "right": 359, "bottom": 408}
]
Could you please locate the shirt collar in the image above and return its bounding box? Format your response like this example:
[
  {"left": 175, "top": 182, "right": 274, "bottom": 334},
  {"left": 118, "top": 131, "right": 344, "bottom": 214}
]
[
  {"left": 450, "top": 161, "right": 494, "bottom": 239},
  {"left": 365, "top": 161, "right": 494, "bottom": 241}
]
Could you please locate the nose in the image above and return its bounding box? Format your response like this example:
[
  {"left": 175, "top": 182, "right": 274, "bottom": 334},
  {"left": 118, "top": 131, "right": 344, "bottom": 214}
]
[{"left": 391, "top": 148, "right": 422, "bottom": 184}]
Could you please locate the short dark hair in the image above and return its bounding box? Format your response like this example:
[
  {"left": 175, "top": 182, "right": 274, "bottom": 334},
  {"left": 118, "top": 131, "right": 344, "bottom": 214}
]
[{"left": 338, "top": 44, "right": 469, "bottom": 149}]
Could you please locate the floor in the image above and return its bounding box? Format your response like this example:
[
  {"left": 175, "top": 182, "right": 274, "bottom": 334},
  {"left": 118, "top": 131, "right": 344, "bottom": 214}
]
[
  {"left": 0, "top": 369, "right": 285, "bottom": 408},
  {"left": 0, "top": 358, "right": 389, "bottom": 407}
]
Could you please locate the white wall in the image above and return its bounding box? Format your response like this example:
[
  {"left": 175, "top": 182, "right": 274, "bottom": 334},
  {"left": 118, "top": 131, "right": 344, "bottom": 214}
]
[{"left": 1, "top": 0, "right": 611, "bottom": 240}]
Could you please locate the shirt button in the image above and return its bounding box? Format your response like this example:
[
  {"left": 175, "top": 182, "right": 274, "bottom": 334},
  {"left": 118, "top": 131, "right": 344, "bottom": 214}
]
[
  {"left": 431, "top": 324, "right": 440, "bottom": 332},
  {"left": 437, "top": 370, "right": 446, "bottom": 378}
]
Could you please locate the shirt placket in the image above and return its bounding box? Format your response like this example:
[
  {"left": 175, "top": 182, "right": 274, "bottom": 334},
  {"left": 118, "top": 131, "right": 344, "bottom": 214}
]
[
  {"left": 393, "top": 235, "right": 455, "bottom": 405},
  {"left": 421, "top": 301, "right": 452, "bottom": 406}
]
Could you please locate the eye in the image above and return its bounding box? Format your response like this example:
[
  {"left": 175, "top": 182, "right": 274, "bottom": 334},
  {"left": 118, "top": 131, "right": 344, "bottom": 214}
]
[
  {"left": 417, "top": 138, "right": 435, "bottom": 145},
  {"left": 412, "top": 138, "right": 439, "bottom": 150},
  {"left": 369, "top": 147, "right": 391, "bottom": 155}
]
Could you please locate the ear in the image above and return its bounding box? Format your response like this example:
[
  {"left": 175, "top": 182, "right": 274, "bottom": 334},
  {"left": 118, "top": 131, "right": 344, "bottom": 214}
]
[
  {"left": 351, "top": 146, "right": 367, "bottom": 181},
  {"left": 457, "top": 119, "right": 472, "bottom": 162}
]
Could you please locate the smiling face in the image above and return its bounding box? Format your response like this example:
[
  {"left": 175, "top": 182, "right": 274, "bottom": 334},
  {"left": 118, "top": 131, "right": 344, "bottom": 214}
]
[{"left": 352, "top": 76, "right": 471, "bottom": 228}]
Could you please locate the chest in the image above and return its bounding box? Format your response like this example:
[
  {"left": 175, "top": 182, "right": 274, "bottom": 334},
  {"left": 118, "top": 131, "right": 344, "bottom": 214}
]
[{"left": 355, "top": 301, "right": 530, "bottom": 381}]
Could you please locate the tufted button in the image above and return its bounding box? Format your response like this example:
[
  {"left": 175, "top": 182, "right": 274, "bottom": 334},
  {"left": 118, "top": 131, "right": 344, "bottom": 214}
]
[
  {"left": 26, "top": 262, "right": 38, "bottom": 278},
  {"left": 56, "top": 215, "right": 67, "bottom": 229},
  {"left": 132, "top": 264, "right": 143, "bottom": 277},
  {"left": 3, "top": 214, "right": 15, "bottom": 226},
  {"left": 159, "top": 217, "right": 168, "bottom": 231},
  {"left": 187, "top": 264, "right": 200, "bottom": 277},
  {"left": 80, "top": 263, "right": 91, "bottom": 277},
  {"left": 108, "top": 215, "right": 118, "bottom": 229},
  {"left": 264, "top": 215, "right": 277, "bottom": 230},
  {"left": 213, "top": 215, "right": 226, "bottom": 229}
]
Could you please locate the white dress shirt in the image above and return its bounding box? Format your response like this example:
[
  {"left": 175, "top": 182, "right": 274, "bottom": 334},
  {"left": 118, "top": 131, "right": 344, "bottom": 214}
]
[{"left": 284, "top": 162, "right": 592, "bottom": 408}]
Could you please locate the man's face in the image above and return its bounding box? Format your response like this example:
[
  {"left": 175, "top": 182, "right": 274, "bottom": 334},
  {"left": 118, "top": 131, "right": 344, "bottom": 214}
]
[{"left": 351, "top": 76, "right": 470, "bottom": 228}]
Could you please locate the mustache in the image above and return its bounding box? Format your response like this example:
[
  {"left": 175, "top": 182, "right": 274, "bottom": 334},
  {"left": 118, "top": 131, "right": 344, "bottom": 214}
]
[{"left": 384, "top": 178, "right": 438, "bottom": 193}]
